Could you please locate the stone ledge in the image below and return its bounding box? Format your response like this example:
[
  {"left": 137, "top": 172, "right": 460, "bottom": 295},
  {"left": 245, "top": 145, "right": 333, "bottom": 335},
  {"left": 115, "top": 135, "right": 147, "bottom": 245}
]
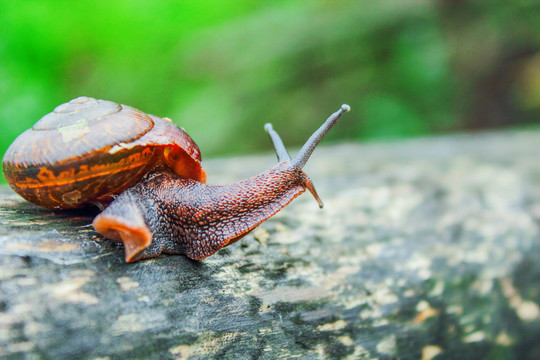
[{"left": 1, "top": 129, "right": 540, "bottom": 359}]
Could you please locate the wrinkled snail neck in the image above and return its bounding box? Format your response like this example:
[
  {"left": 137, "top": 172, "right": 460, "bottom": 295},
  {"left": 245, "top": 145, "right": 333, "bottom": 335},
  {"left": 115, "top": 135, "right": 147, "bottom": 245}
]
[{"left": 265, "top": 104, "right": 351, "bottom": 208}]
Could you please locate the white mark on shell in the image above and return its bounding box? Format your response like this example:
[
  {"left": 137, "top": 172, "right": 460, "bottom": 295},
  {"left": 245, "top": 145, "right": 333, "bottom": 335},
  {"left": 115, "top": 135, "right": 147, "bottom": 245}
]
[{"left": 58, "top": 119, "right": 90, "bottom": 143}]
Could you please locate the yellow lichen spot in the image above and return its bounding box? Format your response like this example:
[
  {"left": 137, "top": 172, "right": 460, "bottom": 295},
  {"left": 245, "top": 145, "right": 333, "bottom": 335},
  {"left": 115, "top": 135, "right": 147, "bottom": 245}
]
[
  {"left": 17, "top": 277, "right": 38, "bottom": 286},
  {"left": 346, "top": 346, "right": 370, "bottom": 359},
  {"left": 376, "top": 335, "right": 396, "bottom": 355},
  {"left": 365, "top": 242, "right": 383, "bottom": 257},
  {"left": 414, "top": 300, "right": 439, "bottom": 323},
  {"left": 447, "top": 305, "right": 463, "bottom": 315},
  {"left": 111, "top": 314, "right": 152, "bottom": 336},
  {"left": 138, "top": 295, "right": 150, "bottom": 303},
  {"left": 338, "top": 335, "right": 354, "bottom": 346},
  {"left": 7, "top": 342, "right": 35, "bottom": 354},
  {"left": 496, "top": 332, "right": 516, "bottom": 346},
  {"left": 517, "top": 300, "right": 540, "bottom": 321},
  {"left": 71, "top": 270, "right": 96, "bottom": 277},
  {"left": 252, "top": 286, "right": 326, "bottom": 306},
  {"left": 5, "top": 240, "right": 79, "bottom": 253},
  {"left": 372, "top": 286, "right": 399, "bottom": 306},
  {"left": 170, "top": 345, "right": 193, "bottom": 360},
  {"left": 51, "top": 275, "right": 98, "bottom": 305},
  {"left": 422, "top": 345, "right": 443, "bottom": 360},
  {"left": 116, "top": 276, "right": 140, "bottom": 291},
  {"left": 253, "top": 227, "right": 270, "bottom": 247},
  {"left": 464, "top": 331, "right": 486, "bottom": 343},
  {"left": 170, "top": 332, "right": 244, "bottom": 360},
  {"left": 317, "top": 319, "right": 348, "bottom": 331},
  {"left": 501, "top": 278, "right": 540, "bottom": 322},
  {"left": 429, "top": 280, "right": 445, "bottom": 297},
  {"left": 111, "top": 314, "right": 145, "bottom": 335}
]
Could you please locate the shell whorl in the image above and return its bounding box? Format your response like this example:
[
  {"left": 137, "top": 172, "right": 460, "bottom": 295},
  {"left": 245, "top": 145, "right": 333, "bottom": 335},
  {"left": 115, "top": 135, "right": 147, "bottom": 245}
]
[
  {"left": 4, "top": 97, "right": 155, "bottom": 168},
  {"left": 33, "top": 97, "right": 122, "bottom": 130}
]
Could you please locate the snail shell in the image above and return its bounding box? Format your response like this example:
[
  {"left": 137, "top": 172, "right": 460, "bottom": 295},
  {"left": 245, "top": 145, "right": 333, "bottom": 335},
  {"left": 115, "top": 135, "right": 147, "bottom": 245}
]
[{"left": 2, "top": 96, "right": 206, "bottom": 209}]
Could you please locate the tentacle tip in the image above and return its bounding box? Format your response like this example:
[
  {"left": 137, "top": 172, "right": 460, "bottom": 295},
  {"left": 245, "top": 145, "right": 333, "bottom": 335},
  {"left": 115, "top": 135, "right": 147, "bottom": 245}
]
[
  {"left": 305, "top": 178, "right": 324, "bottom": 209},
  {"left": 264, "top": 123, "right": 273, "bottom": 133},
  {"left": 341, "top": 104, "right": 351, "bottom": 113}
]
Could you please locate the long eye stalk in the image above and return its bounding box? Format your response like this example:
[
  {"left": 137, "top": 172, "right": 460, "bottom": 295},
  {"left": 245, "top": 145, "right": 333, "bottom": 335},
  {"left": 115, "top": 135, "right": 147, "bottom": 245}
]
[
  {"left": 293, "top": 104, "right": 350, "bottom": 169},
  {"left": 264, "top": 104, "right": 351, "bottom": 208}
]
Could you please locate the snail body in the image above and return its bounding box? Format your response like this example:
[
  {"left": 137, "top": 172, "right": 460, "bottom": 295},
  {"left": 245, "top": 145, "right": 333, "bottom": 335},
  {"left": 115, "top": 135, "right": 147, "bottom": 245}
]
[
  {"left": 2, "top": 97, "right": 350, "bottom": 262},
  {"left": 94, "top": 163, "right": 311, "bottom": 261}
]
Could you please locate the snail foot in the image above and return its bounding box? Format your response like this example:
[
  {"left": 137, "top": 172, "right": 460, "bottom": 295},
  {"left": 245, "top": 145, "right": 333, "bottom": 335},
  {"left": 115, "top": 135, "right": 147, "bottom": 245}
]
[{"left": 92, "top": 207, "right": 152, "bottom": 262}]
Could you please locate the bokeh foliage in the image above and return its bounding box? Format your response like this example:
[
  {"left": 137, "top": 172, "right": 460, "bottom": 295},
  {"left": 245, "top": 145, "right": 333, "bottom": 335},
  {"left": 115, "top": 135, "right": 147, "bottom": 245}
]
[{"left": 1, "top": 0, "right": 539, "bottom": 182}]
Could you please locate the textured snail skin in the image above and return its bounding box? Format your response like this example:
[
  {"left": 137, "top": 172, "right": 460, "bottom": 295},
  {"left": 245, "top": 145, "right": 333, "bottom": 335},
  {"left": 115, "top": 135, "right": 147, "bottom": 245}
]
[{"left": 93, "top": 163, "right": 310, "bottom": 262}]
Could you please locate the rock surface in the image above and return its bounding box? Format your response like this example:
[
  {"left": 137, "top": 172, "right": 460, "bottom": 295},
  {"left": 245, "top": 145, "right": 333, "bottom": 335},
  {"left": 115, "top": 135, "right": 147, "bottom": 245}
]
[{"left": 1, "top": 130, "right": 540, "bottom": 359}]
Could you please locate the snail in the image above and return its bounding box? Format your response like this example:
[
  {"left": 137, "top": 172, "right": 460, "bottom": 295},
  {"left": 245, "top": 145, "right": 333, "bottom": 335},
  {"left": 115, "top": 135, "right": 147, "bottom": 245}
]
[{"left": 2, "top": 97, "right": 350, "bottom": 262}]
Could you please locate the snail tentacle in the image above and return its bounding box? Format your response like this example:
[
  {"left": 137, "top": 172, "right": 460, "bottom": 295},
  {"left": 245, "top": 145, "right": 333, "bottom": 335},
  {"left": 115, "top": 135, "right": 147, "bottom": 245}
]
[
  {"left": 265, "top": 123, "right": 291, "bottom": 162},
  {"left": 292, "top": 104, "right": 350, "bottom": 169}
]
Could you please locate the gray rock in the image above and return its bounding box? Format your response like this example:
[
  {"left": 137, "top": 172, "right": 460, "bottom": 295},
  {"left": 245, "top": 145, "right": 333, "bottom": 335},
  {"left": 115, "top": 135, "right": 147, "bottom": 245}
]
[{"left": 1, "top": 130, "right": 540, "bottom": 359}]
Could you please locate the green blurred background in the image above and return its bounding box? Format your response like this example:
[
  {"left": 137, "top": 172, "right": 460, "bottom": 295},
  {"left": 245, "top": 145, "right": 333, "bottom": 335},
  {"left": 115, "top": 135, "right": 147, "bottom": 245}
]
[{"left": 1, "top": 0, "right": 539, "bottom": 183}]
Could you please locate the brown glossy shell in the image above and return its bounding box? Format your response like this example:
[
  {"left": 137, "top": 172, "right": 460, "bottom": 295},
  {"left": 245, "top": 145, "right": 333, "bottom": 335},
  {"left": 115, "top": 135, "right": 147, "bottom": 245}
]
[{"left": 2, "top": 96, "right": 206, "bottom": 209}]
